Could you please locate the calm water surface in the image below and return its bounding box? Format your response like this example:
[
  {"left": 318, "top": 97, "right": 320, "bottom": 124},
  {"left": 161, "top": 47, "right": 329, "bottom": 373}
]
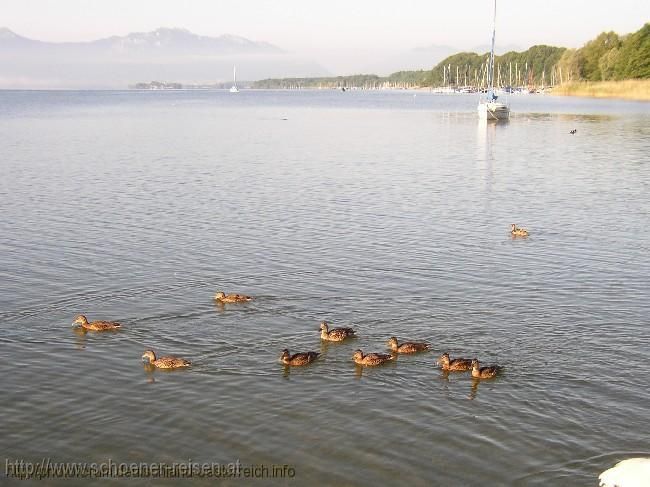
[{"left": 1, "top": 90, "right": 649, "bottom": 485}]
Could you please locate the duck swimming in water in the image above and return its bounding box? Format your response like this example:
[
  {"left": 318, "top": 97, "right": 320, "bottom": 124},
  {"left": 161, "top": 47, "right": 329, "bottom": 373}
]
[
  {"left": 352, "top": 350, "right": 394, "bottom": 366},
  {"left": 386, "top": 336, "right": 429, "bottom": 354},
  {"left": 280, "top": 349, "right": 320, "bottom": 366},
  {"left": 471, "top": 359, "right": 502, "bottom": 379},
  {"left": 510, "top": 223, "right": 529, "bottom": 237},
  {"left": 438, "top": 352, "right": 473, "bottom": 371},
  {"left": 214, "top": 291, "right": 252, "bottom": 303},
  {"left": 72, "top": 315, "right": 121, "bottom": 331},
  {"left": 142, "top": 350, "right": 191, "bottom": 369},
  {"left": 319, "top": 321, "right": 356, "bottom": 342}
]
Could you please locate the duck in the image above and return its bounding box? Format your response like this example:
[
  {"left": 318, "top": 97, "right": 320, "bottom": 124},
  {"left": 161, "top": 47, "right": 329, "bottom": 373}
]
[
  {"left": 214, "top": 291, "right": 252, "bottom": 303},
  {"left": 438, "top": 352, "right": 473, "bottom": 371},
  {"left": 72, "top": 314, "right": 121, "bottom": 331},
  {"left": 387, "top": 336, "right": 429, "bottom": 354},
  {"left": 280, "top": 349, "right": 320, "bottom": 366},
  {"left": 471, "top": 359, "right": 502, "bottom": 379},
  {"left": 352, "top": 350, "right": 394, "bottom": 366},
  {"left": 319, "top": 321, "right": 356, "bottom": 342},
  {"left": 142, "top": 350, "right": 191, "bottom": 369},
  {"left": 510, "top": 223, "right": 529, "bottom": 237},
  {"left": 569, "top": 129, "right": 577, "bottom": 134}
]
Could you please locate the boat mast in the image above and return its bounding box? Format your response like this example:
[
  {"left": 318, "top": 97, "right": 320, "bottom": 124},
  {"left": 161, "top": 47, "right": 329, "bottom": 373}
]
[
  {"left": 233, "top": 66, "right": 237, "bottom": 87},
  {"left": 487, "top": 0, "right": 497, "bottom": 101}
]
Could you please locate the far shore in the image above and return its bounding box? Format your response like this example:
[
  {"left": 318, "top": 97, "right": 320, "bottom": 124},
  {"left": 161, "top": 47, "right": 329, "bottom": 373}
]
[{"left": 551, "top": 80, "right": 650, "bottom": 101}]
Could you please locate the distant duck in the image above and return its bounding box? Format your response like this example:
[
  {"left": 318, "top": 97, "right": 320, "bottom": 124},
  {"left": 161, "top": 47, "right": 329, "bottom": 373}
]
[
  {"left": 386, "top": 337, "right": 430, "bottom": 354},
  {"left": 510, "top": 223, "right": 529, "bottom": 237},
  {"left": 438, "top": 352, "right": 473, "bottom": 371},
  {"left": 280, "top": 349, "right": 320, "bottom": 366},
  {"left": 471, "top": 359, "right": 502, "bottom": 379},
  {"left": 353, "top": 350, "right": 394, "bottom": 366},
  {"left": 214, "top": 291, "right": 252, "bottom": 303},
  {"left": 599, "top": 458, "right": 650, "bottom": 487},
  {"left": 142, "top": 350, "right": 191, "bottom": 369},
  {"left": 319, "top": 321, "right": 356, "bottom": 342},
  {"left": 72, "top": 314, "right": 121, "bottom": 331},
  {"left": 569, "top": 129, "right": 577, "bottom": 134}
]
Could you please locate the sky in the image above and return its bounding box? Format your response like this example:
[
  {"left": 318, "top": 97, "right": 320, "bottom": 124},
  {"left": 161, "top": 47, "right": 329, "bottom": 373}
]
[{"left": 4, "top": 0, "right": 650, "bottom": 73}]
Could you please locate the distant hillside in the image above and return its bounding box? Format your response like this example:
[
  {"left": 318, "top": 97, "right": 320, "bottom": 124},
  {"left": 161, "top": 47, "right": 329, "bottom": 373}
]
[
  {"left": 428, "top": 45, "right": 567, "bottom": 87},
  {"left": 253, "top": 23, "right": 649, "bottom": 90},
  {"left": 427, "top": 23, "right": 650, "bottom": 87},
  {"left": 0, "top": 27, "right": 327, "bottom": 88}
]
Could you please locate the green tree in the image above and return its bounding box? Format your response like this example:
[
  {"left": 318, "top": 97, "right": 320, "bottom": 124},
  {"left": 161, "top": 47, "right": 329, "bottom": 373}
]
[
  {"left": 598, "top": 48, "right": 621, "bottom": 80},
  {"left": 556, "top": 48, "right": 581, "bottom": 82},
  {"left": 579, "top": 31, "right": 621, "bottom": 80},
  {"left": 614, "top": 23, "right": 650, "bottom": 79}
]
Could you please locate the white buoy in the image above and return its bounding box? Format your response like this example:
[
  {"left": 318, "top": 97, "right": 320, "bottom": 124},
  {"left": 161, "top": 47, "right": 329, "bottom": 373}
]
[{"left": 599, "top": 458, "right": 650, "bottom": 487}]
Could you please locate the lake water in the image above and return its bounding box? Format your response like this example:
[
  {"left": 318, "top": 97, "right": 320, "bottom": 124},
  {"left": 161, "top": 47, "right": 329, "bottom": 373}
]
[{"left": 1, "top": 90, "right": 649, "bottom": 485}]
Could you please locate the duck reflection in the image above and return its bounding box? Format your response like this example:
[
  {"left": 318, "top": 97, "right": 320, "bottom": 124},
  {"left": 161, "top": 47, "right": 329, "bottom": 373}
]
[
  {"left": 319, "top": 340, "right": 329, "bottom": 353},
  {"left": 439, "top": 369, "right": 451, "bottom": 383},
  {"left": 143, "top": 362, "right": 157, "bottom": 383},
  {"left": 72, "top": 326, "right": 88, "bottom": 350},
  {"left": 281, "top": 364, "right": 291, "bottom": 379},
  {"left": 469, "top": 378, "right": 481, "bottom": 400},
  {"left": 213, "top": 301, "right": 226, "bottom": 313},
  {"left": 354, "top": 364, "right": 364, "bottom": 380}
]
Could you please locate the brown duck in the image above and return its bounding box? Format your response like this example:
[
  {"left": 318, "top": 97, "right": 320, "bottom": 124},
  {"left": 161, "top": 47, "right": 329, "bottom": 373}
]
[
  {"left": 280, "top": 349, "right": 320, "bottom": 366},
  {"left": 352, "top": 350, "right": 394, "bottom": 366},
  {"left": 438, "top": 352, "right": 473, "bottom": 371},
  {"left": 142, "top": 350, "right": 191, "bottom": 369},
  {"left": 471, "top": 359, "right": 502, "bottom": 379},
  {"left": 72, "top": 314, "right": 121, "bottom": 331},
  {"left": 319, "top": 321, "right": 356, "bottom": 342},
  {"left": 510, "top": 223, "right": 529, "bottom": 237},
  {"left": 214, "top": 291, "right": 252, "bottom": 303},
  {"left": 387, "top": 336, "right": 429, "bottom": 354}
]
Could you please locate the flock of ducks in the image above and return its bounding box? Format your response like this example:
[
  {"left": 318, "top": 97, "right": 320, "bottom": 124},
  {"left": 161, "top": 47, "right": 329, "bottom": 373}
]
[
  {"left": 72, "top": 288, "right": 507, "bottom": 378},
  {"left": 71, "top": 226, "right": 525, "bottom": 375},
  {"left": 283, "top": 322, "right": 502, "bottom": 378}
]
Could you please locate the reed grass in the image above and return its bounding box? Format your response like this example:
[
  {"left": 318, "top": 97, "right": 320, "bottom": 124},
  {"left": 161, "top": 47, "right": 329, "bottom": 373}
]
[{"left": 552, "top": 80, "right": 650, "bottom": 101}]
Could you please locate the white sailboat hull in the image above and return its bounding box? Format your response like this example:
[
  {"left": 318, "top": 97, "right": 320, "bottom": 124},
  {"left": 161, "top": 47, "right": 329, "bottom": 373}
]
[
  {"left": 229, "top": 86, "right": 239, "bottom": 93},
  {"left": 478, "top": 101, "right": 510, "bottom": 121}
]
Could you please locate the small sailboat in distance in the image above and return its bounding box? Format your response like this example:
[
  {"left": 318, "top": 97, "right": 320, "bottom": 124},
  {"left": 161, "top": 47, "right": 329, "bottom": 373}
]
[
  {"left": 229, "top": 65, "right": 239, "bottom": 93},
  {"left": 478, "top": 0, "right": 510, "bottom": 121}
]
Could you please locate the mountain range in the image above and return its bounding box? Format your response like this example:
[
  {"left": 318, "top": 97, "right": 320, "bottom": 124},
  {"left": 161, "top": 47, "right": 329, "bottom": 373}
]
[
  {"left": 0, "top": 27, "right": 326, "bottom": 88},
  {"left": 0, "top": 27, "right": 281, "bottom": 54}
]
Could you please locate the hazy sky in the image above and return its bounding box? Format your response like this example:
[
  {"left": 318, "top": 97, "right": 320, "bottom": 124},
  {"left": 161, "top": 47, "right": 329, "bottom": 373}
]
[{"left": 4, "top": 0, "right": 649, "bottom": 72}]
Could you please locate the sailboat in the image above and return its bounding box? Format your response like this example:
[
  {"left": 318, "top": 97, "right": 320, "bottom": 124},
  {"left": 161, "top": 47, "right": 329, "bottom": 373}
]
[
  {"left": 229, "top": 66, "right": 239, "bottom": 93},
  {"left": 478, "top": 0, "right": 510, "bottom": 121}
]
